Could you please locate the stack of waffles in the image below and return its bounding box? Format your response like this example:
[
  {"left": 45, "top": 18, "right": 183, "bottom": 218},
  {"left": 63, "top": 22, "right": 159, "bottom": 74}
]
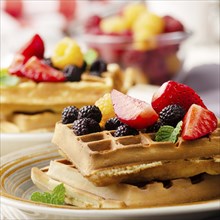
[
  {"left": 31, "top": 82, "right": 220, "bottom": 208},
  {"left": 32, "top": 122, "right": 220, "bottom": 208}
]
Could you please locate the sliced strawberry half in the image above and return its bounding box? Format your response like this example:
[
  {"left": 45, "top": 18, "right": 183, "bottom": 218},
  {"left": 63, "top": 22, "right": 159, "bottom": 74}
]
[
  {"left": 19, "top": 34, "right": 45, "bottom": 62},
  {"left": 8, "top": 54, "right": 25, "bottom": 77},
  {"left": 21, "top": 56, "right": 66, "bottom": 82},
  {"left": 152, "top": 80, "right": 207, "bottom": 113},
  {"left": 182, "top": 104, "right": 218, "bottom": 140},
  {"left": 111, "top": 89, "right": 158, "bottom": 129}
]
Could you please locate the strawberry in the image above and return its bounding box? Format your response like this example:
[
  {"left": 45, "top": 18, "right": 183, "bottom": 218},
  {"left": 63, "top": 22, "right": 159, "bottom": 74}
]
[
  {"left": 8, "top": 54, "right": 25, "bottom": 77},
  {"left": 85, "top": 15, "right": 102, "bottom": 32},
  {"left": 163, "top": 15, "right": 184, "bottom": 33},
  {"left": 152, "top": 81, "right": 206, "bottom": 113},
  {"left": 181, "top": 104, "right": 218, "bottom": 140},
  {"left": 21, "top": 56, "right": 66, "bottom": 82},
  {"left": 19, "top": 34, "right": 45, "bottom": 62},
  {"left": 111, "top": 89, "right": 158, "bottom": 129}
]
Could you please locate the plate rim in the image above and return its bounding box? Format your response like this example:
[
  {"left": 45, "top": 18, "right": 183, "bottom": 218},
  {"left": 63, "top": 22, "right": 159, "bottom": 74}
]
[
  {"left": 1, "top": 195, "right": 220, "bottom": 216},
  {"left": 1, "top": 144, "right": 220, "bottom": 216}
]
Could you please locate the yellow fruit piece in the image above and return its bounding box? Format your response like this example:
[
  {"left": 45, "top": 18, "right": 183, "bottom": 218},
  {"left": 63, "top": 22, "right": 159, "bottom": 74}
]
[
  {"left": 165, "top": 54, "right": 181, "bottom": 76},
  {"left": 100, "top": 16, "right": 129, "bottom": 34},
  {"left": 95, "top": 93, "right": 115, "bottom": 127},
  {"left": 133, "top": 12, "right": 165, "bottom": 35},
  {"left": 51, "top": 37, "right": 83, "bottom": 69},
  {"left": 123, "top": 3, "right": 147, "bottom": 28},
  {"left": 133, "top": 29, "right": 157, "bottom": 51}
]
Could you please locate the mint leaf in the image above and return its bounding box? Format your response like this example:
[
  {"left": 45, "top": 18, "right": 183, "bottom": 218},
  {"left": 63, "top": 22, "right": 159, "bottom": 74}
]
[
  {"left": 84, "top": 49, "right": 98, "bottom": 65},
  {"left": 31, "top": 192, "right": 52, "bottom": 204},
  {"left": 155, "top": 121, "right": 183, "bottom": 143},
  {"left": 155, "top": 126, "right": 174, "bottom": 142},
  {"left": 0, "top": 69, "right": 20, "bottom": 87},
  {"left": 31, "top": 183, "right": 65, "bottom": 205},
  {"left": 169, "top": 121, "right": 183, "bottom": 143},
  {"left": 51, "top": 183, "right": 66, "bottom": 205}
]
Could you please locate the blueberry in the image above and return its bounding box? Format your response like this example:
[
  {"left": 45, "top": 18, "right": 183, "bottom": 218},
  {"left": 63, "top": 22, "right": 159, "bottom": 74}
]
[
  {"left": 63, "top": 65, "right": 83, "bottom": 82},
  {"left": 89, "top": 59, "right": 107, "bottom": 77}
]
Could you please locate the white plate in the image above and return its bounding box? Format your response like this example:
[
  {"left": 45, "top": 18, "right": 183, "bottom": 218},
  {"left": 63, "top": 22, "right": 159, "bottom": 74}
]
[
  {"left": 1, "top": 144, "right": 219, "bottom": 220},
  {"left": 0, "top": 132, "right": 53, "bottom": 156}
]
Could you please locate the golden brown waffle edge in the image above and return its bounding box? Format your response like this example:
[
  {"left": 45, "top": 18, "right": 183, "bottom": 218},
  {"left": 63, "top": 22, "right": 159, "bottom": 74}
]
[
  {"left": 31, "top": 159, "right": 220, "bottom": 208},
  {"left": 52, "top": 122, "right": 220, "bottom": 186},
  {"left": 1, "top": 64, "right": 135, "bottom": 116}
]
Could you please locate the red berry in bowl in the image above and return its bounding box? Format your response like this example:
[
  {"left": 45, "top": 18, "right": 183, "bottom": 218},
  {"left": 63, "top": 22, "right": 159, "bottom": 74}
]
[
  {"left": 152, "top": 81, "right": 206, "bottom": 113},
  {"left": 18, "top": 34, "right": 45, "bottom": 62},
  {"left": 111, "top": 89, "right": 158, "bottom": 129},
  {"left": 21, "top": 56, "right": 66, "bottom": 82},
  {"left": 181, "top": 104, "right": 218, "bottom": 140},
  {"left": 163, "top": 15, "right": 184, "bottom": 33},
  {"left": 85, "top": 15, "right": 102, "bottom": 32}
]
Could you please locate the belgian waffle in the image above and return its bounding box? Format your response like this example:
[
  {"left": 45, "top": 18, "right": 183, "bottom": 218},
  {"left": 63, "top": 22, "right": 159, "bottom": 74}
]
[
  {"left": 31, "top": 159, "right": 220, "bottom": 208},
  {"left": 2, "top": 111, "right": 61, "bottom": 133},
  {"left": 1, "top": 64, "right": 136, "bottom": 133},
  {"left": 31, "top": 166, "right": 125, "bottom": 209},
  {"left": 52, "top": 122, "right": 220, "bottom": 186},
  {"left": 1, "top": 64, "right": 132, "bottom": 116}
]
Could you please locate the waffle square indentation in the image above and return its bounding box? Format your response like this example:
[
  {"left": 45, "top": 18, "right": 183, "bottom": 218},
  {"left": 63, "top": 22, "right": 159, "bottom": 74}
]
[
  {"left": 80, "top": 133, "right": 105, "bottom": 143},
  {"left": 87, "top": 140, "right": 112, "bottom": 152}
]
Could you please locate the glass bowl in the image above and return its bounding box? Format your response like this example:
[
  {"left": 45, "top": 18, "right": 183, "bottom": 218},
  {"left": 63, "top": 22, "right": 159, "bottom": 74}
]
[{"left": 82, "top": 31, "right": 191, "bottom": 85}]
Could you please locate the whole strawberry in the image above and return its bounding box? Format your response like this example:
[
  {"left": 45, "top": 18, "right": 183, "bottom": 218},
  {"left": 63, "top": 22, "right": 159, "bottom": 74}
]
[{"left": 152, "top": 81, "right": 206, "bottom": 113}]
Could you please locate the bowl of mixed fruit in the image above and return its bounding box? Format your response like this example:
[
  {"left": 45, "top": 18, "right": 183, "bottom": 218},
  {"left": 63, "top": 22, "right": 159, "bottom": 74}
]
[{"left": 83, "top": 2, "right": 190, "bottom": 85}]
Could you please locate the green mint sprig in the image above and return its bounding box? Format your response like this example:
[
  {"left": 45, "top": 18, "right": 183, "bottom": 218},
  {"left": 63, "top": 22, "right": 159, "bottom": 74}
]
[
  {"left": 0, "top": 69, "right": 20, "bottom": 87},
  {"left": 84, "top": 49, "right": 99, "bottom": 66},
  {"left": 155, "top": 121, "right": 183, "bottom": 143},
  {"left": 31, "top": 183, "right": 65, "bottom": 205}
]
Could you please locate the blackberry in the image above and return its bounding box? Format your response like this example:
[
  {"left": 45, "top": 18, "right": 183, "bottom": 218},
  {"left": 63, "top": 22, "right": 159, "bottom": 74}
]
[
  {"left": 145, "top": 121, "right": 163, "bottom": 133},
  {"left": 159, "top": 104, "right": 185, "bottom": 127},
  {"left": 105, "top": 117, "right": 124, "bottom": 130},
  {"left": 73, "top": 118, "right": 101, "bottom": 136},
  {"left": 114, "top": 124, "right": 139, "bottom": 137},
  {"left": 89, "top": 59, "right": 107, "bottom": 77},
  {"left": 78, "top": 105, "right": 102, "bottom": 123},
  {"left": 62, "top": 106, "right": 79, "bottom": 124},
  {"left": 63, "top": 65, "right": 83, "bottom": 82}
]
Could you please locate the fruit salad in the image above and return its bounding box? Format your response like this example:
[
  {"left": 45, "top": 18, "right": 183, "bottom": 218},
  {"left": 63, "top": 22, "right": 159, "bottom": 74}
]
[
  {"left": 0, "top": 34, "right": 133, "bottom": 133},
  {"left": 83, "top": 2, "right": 189, "bottom": 85}
]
